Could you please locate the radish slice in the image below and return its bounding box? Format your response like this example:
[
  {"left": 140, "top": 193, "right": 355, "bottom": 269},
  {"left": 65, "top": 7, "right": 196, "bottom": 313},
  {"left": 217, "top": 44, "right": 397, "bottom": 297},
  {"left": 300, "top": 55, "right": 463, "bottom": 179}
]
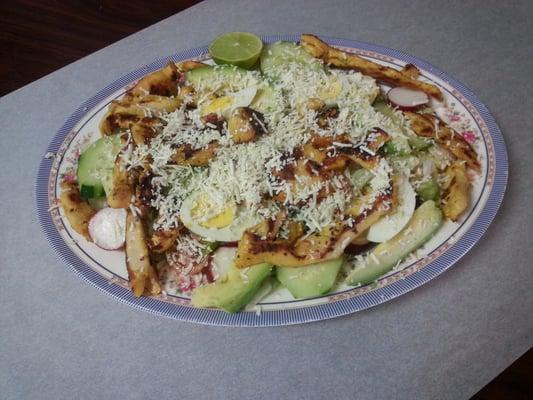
[
  {"left": 387, "top": 87, "right": 429, "bottom": 111},
  {"left": 88, "top": 208, "right": 127, "bottom": 250}
]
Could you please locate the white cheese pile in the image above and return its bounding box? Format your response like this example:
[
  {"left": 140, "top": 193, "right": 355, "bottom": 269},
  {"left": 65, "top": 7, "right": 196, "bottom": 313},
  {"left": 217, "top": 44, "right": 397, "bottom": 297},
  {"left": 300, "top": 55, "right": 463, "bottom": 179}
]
[{"left": 124, "top": 59, "right": 414, "bottom": 233}]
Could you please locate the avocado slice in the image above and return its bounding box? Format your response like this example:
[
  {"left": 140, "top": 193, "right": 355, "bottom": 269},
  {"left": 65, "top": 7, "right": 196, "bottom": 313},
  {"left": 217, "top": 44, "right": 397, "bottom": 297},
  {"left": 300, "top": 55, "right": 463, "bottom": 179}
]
[
  {"left": 276, "top": 257, "right": 344, "bottom": 299},
  {"left": 191, "top": 262, "right": 272, "bottom": 313},
  {"left": 185, "top": 65, "right": 250, "bottom": 88},
  {"left": 346, "top": 200, "right": 443, "bottom": 287}
]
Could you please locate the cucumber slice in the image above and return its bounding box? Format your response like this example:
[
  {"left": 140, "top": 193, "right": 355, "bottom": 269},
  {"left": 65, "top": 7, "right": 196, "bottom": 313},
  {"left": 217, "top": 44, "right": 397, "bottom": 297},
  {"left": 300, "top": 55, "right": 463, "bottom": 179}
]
[
  {"left": 260, "top": 41, "right": 322, "bottom": 75},
  {"left": 346, "top": 200, "right": 442, "bottom": 286},
  {"left": 79, "top": 182, "right": 105, "bottom": 199},
  {"left": 416, "top": 180, "right": 440, "bottom": 202},
  {"left": 373, "top": 99, "right": 397, "bottom": 118},
  {"left": 389, "top": 154, "right": 420, "bottom": 171},
  {"left": 191, "top": 262, "right": 273, "bottom": 313},
  {"left": 276, "top": 258, "right": 344, "bottom": 299},
  {"left": 77, "top": 135, "right": 121, "bottom": 199},
  {"left": 373, "top": 100, "right": 408, "bottom": 134},
  {"left": 382, "top": 137, "right": 411, "bottom": 156}
]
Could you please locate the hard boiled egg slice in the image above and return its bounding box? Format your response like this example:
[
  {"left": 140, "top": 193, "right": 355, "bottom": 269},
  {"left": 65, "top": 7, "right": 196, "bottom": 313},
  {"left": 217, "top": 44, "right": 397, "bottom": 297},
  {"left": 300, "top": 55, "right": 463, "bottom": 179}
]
[
  {"left": 200, "top": 86, "right": 257, "bottom": 118},
  {"left": 180, "top": 191, "right": 261, "bottom": 242},
  {"left": 318, "top": 75, "right": 342, "bottom": 103},
  {"left": 367, "top": 175, "right": 416, "bottom": 243}
]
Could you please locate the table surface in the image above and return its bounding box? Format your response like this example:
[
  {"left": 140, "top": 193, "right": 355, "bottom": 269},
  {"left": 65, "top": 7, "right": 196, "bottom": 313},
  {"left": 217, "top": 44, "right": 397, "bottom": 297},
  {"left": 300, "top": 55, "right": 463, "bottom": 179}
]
[{"left": 1, "top": 0, "right": 532, "bottom": 399}]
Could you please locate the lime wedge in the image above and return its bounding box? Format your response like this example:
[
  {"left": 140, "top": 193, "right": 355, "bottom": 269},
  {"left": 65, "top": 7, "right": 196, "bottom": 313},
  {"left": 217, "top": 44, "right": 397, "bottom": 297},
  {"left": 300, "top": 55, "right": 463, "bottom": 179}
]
[{"left": 209, "top": 32, "right": 263, "bottom": 70}]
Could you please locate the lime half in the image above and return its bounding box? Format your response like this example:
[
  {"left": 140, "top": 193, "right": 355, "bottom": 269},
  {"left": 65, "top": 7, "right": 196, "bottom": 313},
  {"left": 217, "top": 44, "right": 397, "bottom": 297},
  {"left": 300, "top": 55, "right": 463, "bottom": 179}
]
[{"left": 209, "top": 32, "right": 263, "bottom": 70}]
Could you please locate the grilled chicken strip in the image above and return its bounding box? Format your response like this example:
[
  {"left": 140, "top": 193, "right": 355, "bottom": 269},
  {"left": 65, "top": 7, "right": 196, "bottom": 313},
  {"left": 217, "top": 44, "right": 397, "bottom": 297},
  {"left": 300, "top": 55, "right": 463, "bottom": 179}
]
[{"left": 300, "top": 34, "right": 443, "bottom": 100}]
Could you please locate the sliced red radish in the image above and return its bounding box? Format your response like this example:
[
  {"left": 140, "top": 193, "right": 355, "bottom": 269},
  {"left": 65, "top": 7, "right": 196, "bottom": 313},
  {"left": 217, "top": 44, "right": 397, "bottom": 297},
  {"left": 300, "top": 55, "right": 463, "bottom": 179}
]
[
  {"left": 88, "top": 208, "right": 127, "bottom": 250},
  {"left": 387, "top": 87, "right": 429, "bottom": 111}
]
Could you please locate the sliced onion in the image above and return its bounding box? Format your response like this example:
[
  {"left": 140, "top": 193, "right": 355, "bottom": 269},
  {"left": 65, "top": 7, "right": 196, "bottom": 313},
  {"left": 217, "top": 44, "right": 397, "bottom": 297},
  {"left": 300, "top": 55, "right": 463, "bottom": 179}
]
[
  {"left": 88, "top": 208, "right": 127, "bottom": 250},
  {"left": 211, "top": 246, "right": 237, "bottom": 280},
  {"left": 387, "top": 87, "right": 429, "bottom": 111}
]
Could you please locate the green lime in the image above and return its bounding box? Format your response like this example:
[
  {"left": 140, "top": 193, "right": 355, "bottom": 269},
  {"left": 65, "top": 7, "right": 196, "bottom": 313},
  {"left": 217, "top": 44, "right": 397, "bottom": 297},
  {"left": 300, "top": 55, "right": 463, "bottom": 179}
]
[{"left": 208, "top": 32, "right": 263, "bottom": 70}]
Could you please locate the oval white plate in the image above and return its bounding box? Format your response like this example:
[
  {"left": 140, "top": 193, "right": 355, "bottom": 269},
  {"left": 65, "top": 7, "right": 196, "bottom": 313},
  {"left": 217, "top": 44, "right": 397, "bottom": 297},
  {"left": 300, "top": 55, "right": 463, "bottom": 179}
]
[{"left": 36, "top": 35, "right": 508, "bottom": 326}]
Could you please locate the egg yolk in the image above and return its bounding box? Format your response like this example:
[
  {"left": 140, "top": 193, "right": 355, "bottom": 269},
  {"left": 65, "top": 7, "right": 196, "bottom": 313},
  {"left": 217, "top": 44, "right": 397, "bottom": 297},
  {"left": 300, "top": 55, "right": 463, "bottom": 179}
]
[
  {"left": 191, "top": 196, "right": 236, "bottom": 228},
  {"left": 318, "top": 77, "right": 342, "bottom": 100},
  {"left": 202, "top": 96, "right": 234, "bottom": 116}
]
